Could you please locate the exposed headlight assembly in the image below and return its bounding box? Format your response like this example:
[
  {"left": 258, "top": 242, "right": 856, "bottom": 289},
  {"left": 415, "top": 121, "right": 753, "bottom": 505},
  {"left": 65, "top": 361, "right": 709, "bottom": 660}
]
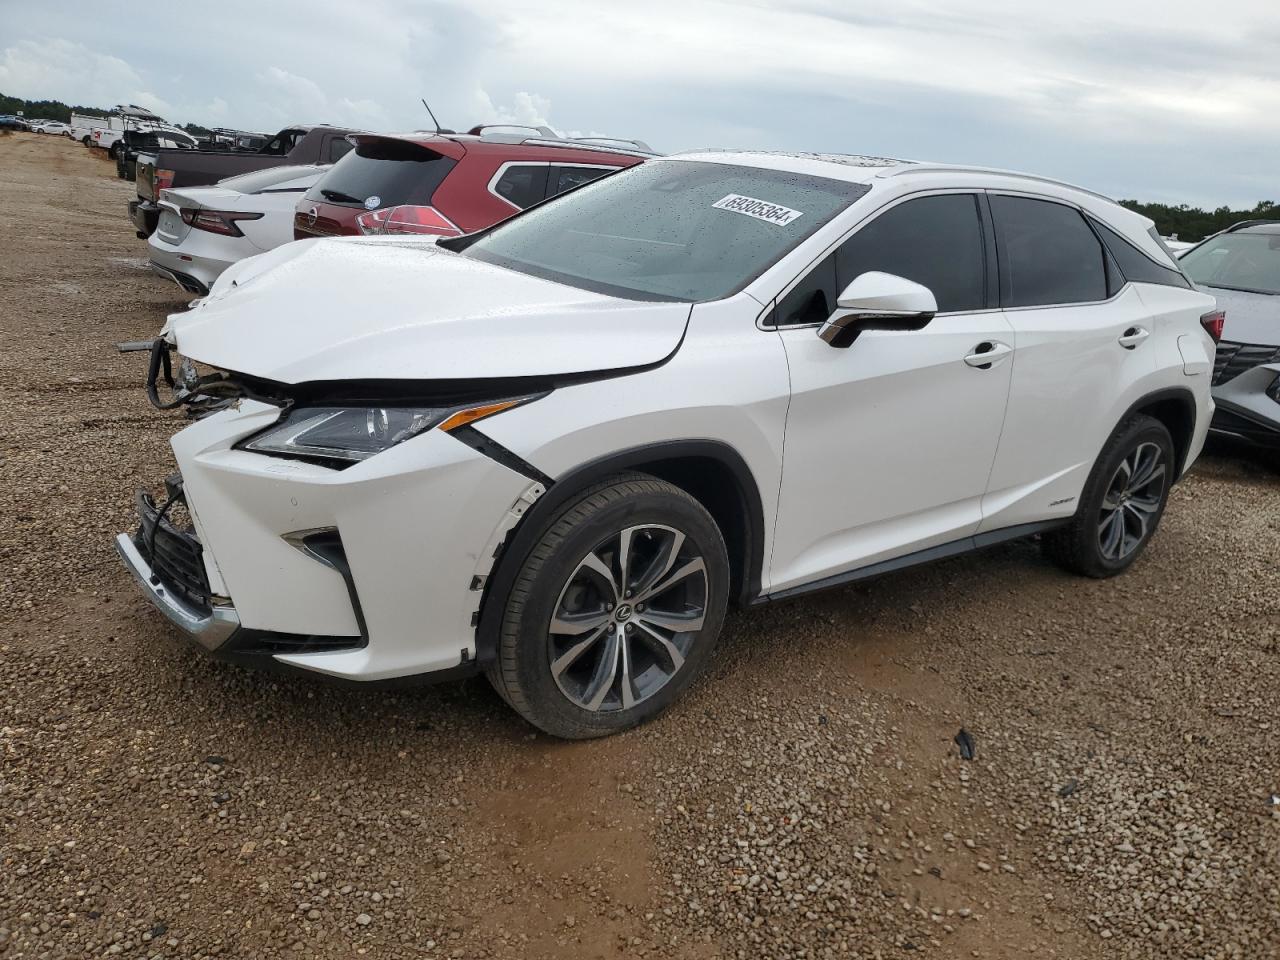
[{"left": 240, "top": 397, "right": 534, "bottom": 465}]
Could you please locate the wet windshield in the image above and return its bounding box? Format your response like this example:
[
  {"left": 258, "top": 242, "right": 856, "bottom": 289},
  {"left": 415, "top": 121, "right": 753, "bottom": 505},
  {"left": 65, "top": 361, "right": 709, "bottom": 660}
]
[
  {"left": 1181, "top": 230, "right": 1280, "bottom": 296},
  {"left": 459, "top": 160, "right": 868, "bottom": 301}
]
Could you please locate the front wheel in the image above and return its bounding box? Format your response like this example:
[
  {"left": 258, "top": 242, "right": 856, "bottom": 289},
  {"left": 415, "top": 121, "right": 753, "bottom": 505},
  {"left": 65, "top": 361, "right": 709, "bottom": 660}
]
[
  {"left": 1042, "top": 415, "right": 1174, "bottom": 578},
  {"left": 486, "top": 474, "right": 729, "bottom": 739}
]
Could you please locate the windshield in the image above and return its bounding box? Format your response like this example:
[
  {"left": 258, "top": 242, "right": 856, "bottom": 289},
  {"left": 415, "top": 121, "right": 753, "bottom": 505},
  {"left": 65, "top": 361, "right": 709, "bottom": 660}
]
[
  {"left": 459, "top": 160, "right": 868, "bottom": 301},
  {"left": 1181, "top": 230, "right": 1280, "bottom": 296}
]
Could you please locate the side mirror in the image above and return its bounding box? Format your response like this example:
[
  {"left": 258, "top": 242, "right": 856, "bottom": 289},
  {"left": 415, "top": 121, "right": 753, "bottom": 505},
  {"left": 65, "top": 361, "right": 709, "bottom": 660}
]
[{"left": 818, "top": 272, "right": 937, "bottom": 348}]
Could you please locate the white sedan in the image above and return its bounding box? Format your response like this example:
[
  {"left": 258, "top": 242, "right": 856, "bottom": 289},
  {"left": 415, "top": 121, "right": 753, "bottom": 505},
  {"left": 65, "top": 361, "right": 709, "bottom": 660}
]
[
  {"left": 148, "top": 166, "right": 328, "bottom": 295},
  {"left": 32, "top": 120, "right": 71, "bottom": 136}
]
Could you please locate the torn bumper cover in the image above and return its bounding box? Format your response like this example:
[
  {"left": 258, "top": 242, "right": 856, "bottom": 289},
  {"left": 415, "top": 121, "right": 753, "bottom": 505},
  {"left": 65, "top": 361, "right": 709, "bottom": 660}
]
[
  {"left": 114, "top": 486, "right": 238, "bottom": 652},
  {"left": 115, "top": 534, "right": 239, "bottom": 650}
]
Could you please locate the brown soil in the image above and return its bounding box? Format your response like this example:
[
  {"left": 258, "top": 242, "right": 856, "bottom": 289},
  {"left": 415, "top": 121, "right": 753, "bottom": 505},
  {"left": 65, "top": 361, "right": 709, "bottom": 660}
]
[{"left": 1, "top": 131, "right": 1277, "bottom": 960}]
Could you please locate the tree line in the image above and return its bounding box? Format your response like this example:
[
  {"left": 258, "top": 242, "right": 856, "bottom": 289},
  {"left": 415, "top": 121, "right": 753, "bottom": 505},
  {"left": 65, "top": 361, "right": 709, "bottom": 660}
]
[
  {"left": 0, "top": 92, "right": 212, "bottom": 138},
  {"left": 1118, "top": 199, "right": 1278, "bottom": 243}
]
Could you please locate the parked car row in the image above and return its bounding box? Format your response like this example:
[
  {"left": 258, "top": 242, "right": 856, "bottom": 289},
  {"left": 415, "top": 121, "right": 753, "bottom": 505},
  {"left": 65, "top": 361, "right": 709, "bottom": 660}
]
[
  {"left": 137, "top": 123, "right": 654, "bottom": 292},
  {"left": 128, "top": 123, "right": 362, "bottom": 240},
  {"left": 0, "top": 115, "right": 69, "bottom": 133},
  {"left": 110, "top": 139, "right": 1259, "bottom": 739}
]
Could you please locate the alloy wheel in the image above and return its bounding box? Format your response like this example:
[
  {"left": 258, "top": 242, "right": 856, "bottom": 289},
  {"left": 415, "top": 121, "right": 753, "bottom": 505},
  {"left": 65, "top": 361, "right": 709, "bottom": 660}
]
[
  {"left": 548, "top": 524, "right": 708, "bottom": 712},
  {"left": 1097, "top": 441, "right": 1165, "bottom": 561}
]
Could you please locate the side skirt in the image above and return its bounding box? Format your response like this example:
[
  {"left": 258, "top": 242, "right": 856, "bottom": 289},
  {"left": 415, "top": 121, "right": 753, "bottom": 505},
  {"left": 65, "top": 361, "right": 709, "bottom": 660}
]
[{"left": 756, "top": 519, "right": 1068, "bottom": 604}]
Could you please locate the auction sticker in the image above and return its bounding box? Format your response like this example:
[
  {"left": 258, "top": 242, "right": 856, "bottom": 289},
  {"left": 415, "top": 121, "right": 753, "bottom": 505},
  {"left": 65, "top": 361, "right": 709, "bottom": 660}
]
[{"left": 712, "top": 194, "right": 803, "bottom": 226}]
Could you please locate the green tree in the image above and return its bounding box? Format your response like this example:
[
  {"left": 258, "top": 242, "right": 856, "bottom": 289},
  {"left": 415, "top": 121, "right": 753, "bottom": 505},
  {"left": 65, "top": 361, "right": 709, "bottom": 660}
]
[{"left": 1118, "top": 199, "right": 1279, "bottom": 242}]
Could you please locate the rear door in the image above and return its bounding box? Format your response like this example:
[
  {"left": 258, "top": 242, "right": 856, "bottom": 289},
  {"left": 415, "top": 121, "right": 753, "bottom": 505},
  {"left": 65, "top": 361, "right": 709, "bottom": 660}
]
[
  {"left": 979, "top": 193, "right": 1155, "bottom": 531},
  {"left": 769, "top": 192, "right": 1015, "bottom": 592}
]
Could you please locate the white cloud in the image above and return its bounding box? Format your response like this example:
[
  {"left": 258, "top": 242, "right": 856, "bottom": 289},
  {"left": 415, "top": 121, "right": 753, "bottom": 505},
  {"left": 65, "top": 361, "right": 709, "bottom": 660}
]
[
  {"left": 0, "top": 37, "right": 147, "bottom": 108},
  {"left": 1, "top": 0, "right": 1277, "bottom": 205}
]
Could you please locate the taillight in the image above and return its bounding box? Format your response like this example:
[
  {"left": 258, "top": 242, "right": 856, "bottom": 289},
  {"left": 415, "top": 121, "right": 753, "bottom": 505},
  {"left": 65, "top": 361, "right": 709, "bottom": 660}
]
[
  {"left": 179, "top": 208, "right": 263, "bottom": 237},
  {"left": 154, "top": 168, "right": 175, "bottom": 195},
  {"left": 1199, "top": 309, "right": 1225, "bottom": 342},
  {"left": 354, "top": 205, "right": 461, "bottom": 238}
]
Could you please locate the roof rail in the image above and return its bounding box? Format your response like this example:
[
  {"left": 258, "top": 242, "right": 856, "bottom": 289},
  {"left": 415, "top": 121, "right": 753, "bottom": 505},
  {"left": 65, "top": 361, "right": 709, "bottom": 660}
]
[
  {"left": 1224, "top": 219, "right": 1280, "bottom": 233},
  {"left": 468, "top": 123, "right": 560, "bottom": 139},
  {"left": 884, "top": 163, "right": 1116, "bottom": 205},
  {"left": 571, "top": 136, "right": 655, "bottom": 153},
  {"left": 519, "top": 136, "right": 660, "bottom": 158}
]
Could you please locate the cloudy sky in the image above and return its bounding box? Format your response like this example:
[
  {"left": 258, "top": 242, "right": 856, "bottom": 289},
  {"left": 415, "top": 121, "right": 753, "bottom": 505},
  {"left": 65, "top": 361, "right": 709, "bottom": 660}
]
[{"left": 1, "top": 0, "right": 1275, "bottom": 207}]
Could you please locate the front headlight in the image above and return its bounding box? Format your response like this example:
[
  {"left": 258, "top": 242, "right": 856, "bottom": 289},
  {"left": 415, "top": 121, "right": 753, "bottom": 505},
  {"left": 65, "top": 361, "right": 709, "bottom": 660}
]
[{"left": 240, "top": 397, "right": 533, "bottom": 465}]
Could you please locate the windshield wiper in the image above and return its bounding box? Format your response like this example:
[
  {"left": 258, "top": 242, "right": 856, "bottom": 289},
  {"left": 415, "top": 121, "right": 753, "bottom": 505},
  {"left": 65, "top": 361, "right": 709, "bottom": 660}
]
[{"left": 320, "top": 189, "right": 365, "bottom": 204}]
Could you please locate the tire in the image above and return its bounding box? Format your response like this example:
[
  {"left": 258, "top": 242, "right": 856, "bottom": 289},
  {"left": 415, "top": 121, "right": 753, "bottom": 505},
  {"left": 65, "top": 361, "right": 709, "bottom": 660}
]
[
  {"left": 486, "top": 473, "right": 729, "bottom": 739},
  {"left": 108, "top": 143, "right": 120, "bottom": 160},
  {"left": 1042, "top": 414, "right": 1174, "bottom": 578}
]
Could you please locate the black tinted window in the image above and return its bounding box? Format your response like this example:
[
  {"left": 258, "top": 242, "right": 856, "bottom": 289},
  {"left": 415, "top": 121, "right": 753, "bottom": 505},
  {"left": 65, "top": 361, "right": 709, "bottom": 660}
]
[
  {"left": 305, "top": 139, "right": 457, "bottom": 208},
  {"left": 328, "top": 139, "right": 354, "bottom": 163},
  {"left": 1090, "top": 219, "right": 1192, "bottom": 290},
  {"left": 553, "top": 165, "right": 614, "bottom": 195},
  {"left": 493, "top": 164, "right": 548, "bottom": 208},
  {"left": 836, "top": 194, "right": 986, "bottom": 312},
  {"left": 991, "top": 195, "right": 1108, "bottom": 306},
  {"left": 777, "top": 254, "right": 837, "bottom": 326}
]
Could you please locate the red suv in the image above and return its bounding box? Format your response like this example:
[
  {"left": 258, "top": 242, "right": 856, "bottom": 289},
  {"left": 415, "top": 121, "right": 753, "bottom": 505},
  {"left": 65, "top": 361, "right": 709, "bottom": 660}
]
[{"left": 293, "top": 125, "right": 654, "bottom": 240}]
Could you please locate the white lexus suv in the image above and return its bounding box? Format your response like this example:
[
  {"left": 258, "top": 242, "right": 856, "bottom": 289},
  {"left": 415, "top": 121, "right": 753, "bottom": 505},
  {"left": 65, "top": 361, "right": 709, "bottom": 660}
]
[{"left": 118, "top": 151, "right": 1218, "bottom": 738}]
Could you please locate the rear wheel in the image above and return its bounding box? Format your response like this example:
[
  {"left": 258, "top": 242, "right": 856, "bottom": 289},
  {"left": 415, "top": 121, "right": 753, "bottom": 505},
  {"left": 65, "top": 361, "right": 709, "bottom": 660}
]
[
  {"left": 1042, "top": 415, "right": 1174, "bottom": 577},
  {"left": 486, "top": 474, "right": 729, "bottom": 739}
]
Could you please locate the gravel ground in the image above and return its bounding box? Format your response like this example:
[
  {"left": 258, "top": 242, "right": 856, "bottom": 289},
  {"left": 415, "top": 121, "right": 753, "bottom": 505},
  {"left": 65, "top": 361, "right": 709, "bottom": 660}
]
[{"left": 1, "top": 131, "right": 1278, "bottom": 960}]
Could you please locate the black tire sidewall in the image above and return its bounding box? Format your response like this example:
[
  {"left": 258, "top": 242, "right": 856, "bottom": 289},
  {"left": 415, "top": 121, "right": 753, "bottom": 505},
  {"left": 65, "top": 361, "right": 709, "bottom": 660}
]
[
  {"left": 1078, "top": 418, "right": 1175, "bottom": 575},
  {"left": 503, "top": 484, "right": 729, "bottom": 738}
]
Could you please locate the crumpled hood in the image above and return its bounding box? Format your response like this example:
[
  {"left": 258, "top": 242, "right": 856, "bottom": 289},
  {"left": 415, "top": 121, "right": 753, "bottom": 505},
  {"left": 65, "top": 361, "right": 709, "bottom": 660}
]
[
  {"left": 1199, "top": 285, "right": 1279, "bottom": 346},
  {"left": 167, "top": 237, "right": 691, "bottom": 384}
]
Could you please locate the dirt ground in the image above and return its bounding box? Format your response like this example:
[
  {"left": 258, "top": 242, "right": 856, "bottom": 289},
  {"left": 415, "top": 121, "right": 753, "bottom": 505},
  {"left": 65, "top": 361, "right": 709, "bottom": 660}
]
[{"left": 1, "top": 130, "right": 1277, "bottom": 960}]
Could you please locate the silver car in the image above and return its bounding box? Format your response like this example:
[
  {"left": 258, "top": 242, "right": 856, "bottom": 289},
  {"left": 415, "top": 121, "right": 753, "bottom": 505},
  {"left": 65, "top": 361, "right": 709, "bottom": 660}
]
[{"left": 1179, "top": 220, "right": 1280, "bottom": 449}]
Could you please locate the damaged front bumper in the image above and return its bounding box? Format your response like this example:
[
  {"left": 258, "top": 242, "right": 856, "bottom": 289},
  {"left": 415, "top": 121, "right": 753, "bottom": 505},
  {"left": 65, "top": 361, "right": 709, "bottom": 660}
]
[
  {"left": 115, "top": 532, "right": 239, "bottom": 650},
  {"left": 115, "top": 483, "right": 239, "bottom": 651}
]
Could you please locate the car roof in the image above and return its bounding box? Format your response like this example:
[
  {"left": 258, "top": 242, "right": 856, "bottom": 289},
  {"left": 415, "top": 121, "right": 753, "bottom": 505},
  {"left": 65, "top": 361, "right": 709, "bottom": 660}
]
[
  {"left": 354, "top": 130, "right": 653, "bottom": 164},
  {"left": 668, "top": 149, "right": 1118, "bottom": 198}
]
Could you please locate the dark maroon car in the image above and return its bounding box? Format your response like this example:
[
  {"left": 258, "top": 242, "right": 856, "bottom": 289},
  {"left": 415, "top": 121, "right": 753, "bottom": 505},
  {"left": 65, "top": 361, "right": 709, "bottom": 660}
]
[{"left": 294, "top": 126, "right": 655, "bottom": 240}]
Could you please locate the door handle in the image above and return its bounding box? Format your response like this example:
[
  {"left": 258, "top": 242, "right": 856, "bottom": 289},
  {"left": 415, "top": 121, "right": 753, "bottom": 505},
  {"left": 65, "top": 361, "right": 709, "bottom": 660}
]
[
  {"left": 963, "top": 341, "right": 1013, "bottom": 369},
  {"left": 1118, "top": 326, "right": 1150, "bottom": 350}
]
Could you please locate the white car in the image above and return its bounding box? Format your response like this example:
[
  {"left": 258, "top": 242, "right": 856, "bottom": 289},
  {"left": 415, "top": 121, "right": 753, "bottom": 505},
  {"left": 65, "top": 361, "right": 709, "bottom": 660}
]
[
  {"left": 148, "top": 166, "right": 329, "bottom": 294},
  {"left": 117, "top": 151, "right": 1217, "bottom": 738},
  {"left": 31, "top": 120, "right": 71, "bottom": 136}
]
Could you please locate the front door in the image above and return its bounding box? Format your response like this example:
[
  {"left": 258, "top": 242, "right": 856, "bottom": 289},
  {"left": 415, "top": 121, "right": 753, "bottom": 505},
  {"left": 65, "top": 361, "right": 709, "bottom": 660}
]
[{"left": 769, "top": 192, "right": 1014, "bottom": 593}]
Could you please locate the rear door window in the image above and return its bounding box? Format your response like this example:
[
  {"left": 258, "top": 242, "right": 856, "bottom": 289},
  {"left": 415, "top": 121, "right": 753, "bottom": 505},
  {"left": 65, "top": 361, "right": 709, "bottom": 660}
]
[
  {"left": 492, "top": 164, "right": 549, "bottom": 209},
  {"left": 328, "top": 138, "right": 354, "bottom": 163},
  {"left": 990, "top": 195, "right": 1109, "bottom": 307},
  {"left": 836, "top": 194, "right": 987, "bottom": 313},
  {"left": 305, "top": 139, "right": 458, "bottom": 208},
  {"left": 550, "top": 165, "right": 616, "bottom": 197}
]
